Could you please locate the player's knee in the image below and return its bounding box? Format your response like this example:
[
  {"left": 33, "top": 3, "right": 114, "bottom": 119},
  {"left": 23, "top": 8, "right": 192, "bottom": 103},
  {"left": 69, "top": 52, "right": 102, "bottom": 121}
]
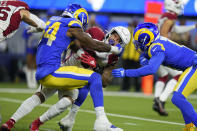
[
  {"left": 171, "top": 92, "right": 184, "bottom": 107},
  {"left": 89, "top": 72, "right": 102, "bottom": 84},
  {"left": 57, "top": 97, "right": 72, "bottom": 113},
  {"left": 63, "top": 95, "right": 75, "bottom": 104},
  {"left": 173, "top": 74, "right": 181, "bottom": 81},
  {"left": 35, "top": 92, "right": 45, "bottom": 103}
]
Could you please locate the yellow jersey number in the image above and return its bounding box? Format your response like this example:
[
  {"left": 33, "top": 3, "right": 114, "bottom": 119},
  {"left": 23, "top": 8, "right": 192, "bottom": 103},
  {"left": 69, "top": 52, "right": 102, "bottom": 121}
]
[{"left": 43, "top": 21, "right": 61, "bottom": 46}]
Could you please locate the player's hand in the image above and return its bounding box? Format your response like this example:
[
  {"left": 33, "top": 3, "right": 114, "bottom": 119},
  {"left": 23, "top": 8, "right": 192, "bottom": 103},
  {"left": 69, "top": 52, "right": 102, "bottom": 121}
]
[
  {"left": 79, "top": 52, "right": 97, "bottom": 68},
  {"left": 112, "top": 68, "right": 125, "bottom": 77},
  {"left": 76, "top": 49, "right": 85, "bottom": 57},
  {"left": 27, "top": 26, "right": 42, "bottom": 33},
  {"left": 110, "top": 44, "right": 123, "bottom": 56}
]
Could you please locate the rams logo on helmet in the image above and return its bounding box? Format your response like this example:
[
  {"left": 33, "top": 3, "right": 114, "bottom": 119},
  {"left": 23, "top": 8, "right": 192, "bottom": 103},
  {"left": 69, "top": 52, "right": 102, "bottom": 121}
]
[
  {"left": 62, "top": 4, "right": 89, "bottom": 30},
  {"left": 133, "top": 22, "right": 159, "bottom": 52}
]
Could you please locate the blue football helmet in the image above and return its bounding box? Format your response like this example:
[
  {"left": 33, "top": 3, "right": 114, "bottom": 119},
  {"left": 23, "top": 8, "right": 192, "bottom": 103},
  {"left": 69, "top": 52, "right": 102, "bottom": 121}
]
[
  {"left": 62, "top": 4, "right": 89, "bottom": 29},
  {"left": 133, "top": 22, "right": 159, "bottom": 52}
]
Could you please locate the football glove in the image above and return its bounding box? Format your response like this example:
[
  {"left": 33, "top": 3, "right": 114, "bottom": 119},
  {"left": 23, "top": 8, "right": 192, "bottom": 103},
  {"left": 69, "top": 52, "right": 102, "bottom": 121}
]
[
  {"left": 112, "top": 68, "right": 125, "bottom": 78},
  {"left": 79, "top": 52, "right": 97, "bottom": 69}
]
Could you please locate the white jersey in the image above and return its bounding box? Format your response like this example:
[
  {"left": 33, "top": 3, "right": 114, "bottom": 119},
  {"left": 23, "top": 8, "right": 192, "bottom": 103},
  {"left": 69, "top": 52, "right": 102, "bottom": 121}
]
[
  {"left": 62, "top": 49, "right": 83, "bottom": 68},
  {"left": 62, "top": 49, "right": 118, "bottom": 70},
  {"left": 0, "top": 0, "right": 29, "bottom": 41}
]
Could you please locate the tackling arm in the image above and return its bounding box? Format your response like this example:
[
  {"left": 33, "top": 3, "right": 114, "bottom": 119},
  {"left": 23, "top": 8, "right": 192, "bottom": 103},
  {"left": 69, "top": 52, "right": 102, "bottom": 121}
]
[
  {"left": 20, "top": 10, "right": 46, "bottom": 31},
  {"left": 172, "top": 25, "right": 196, "bottom": 34},
  {"left": 125, "top": 52, "right": 165, "bottom": 77},
  {"left": 67, "top": 28, "right": 122, "bottom": 54}
]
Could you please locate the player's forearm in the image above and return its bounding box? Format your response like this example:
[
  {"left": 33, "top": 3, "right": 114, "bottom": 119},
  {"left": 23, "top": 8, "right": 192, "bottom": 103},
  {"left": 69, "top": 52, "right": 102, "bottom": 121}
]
[
  {"left": 173, "top": 25, "right": 196, "bottom": 34},
  {"left": 79, "top": 32, "right": 111, "bottom": 52},
  {"left": 125, "top": 52, "right": 164, "bottom": 77},
  {"left": 21, "top": 10, "right": 46, "bottom": 30},
  {"left": 125, "top": 65, "right": 157, "bottom": 77}
]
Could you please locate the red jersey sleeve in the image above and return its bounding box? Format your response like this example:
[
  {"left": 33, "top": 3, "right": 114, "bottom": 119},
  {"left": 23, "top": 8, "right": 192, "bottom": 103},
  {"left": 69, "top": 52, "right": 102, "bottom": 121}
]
[
  {"left": 1, "top": 0, "right": 29, "bottom": 10},
  {"left": 160, "top": 12, "right": 177, "bottom": 20}
]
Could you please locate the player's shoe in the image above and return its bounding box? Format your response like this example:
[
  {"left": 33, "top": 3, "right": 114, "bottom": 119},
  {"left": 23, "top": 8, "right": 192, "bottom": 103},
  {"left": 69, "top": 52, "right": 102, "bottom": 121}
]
[
  {"left": 0, "top": 119, "right": 15, "bottom": 131},
  {"left": 93, "top": 116, "right": 123, "bottom": 131},
  {"left": 183, "top": 123, "right": 195, "bottom": 131},
  {"left": 58, "top": 114, "right": 75, "bottom": 131},
  {"left": 29, "top": 118, "right": 43, "bottom": 131},
  {"left": 152, "top": 98, "right": 168, "bottom": 116},
  {"left": 153, "top": 98, "right": 159, "bottom": 111}
]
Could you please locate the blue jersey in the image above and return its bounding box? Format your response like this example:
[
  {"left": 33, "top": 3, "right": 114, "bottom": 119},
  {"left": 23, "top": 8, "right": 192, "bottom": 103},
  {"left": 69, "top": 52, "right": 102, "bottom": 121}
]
[
  {"left": 148, "top": 36, "right": 196, "bottom": 71},
  {"left": 125, "top": 36, "right": 196, "bottom": 77},
  {"left": 36, "top": 16, "right": 83, "bottom": 80}
]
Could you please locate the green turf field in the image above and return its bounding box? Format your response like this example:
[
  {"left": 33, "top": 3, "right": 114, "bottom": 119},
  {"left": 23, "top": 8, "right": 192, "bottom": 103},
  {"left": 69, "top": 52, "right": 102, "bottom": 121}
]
[{"left": 0, "top": 82, "right": 194, "bottom": 131}]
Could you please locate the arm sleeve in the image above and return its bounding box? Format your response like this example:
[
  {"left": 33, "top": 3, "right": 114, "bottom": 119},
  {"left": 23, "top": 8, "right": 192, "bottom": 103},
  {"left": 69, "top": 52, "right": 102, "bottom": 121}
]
[
  {"left": 172, "top": 25, "right": 196, "bottom": 34},
  {"left": 125, "top": 52, "right": 165, "bottom": 77}
]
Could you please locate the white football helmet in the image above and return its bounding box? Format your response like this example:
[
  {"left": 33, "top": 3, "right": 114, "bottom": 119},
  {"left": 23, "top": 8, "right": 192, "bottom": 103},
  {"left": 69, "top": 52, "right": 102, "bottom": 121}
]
[
  {"left": 164, "top": 0, "right": 184, "bottom": 15},
  {"left": 105, "top": 26, "right": 131, "bottom": 47}
]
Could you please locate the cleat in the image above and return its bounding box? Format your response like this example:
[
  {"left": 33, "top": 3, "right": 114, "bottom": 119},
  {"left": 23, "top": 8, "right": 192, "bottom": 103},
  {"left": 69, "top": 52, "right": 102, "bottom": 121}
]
[
  {"left": 58, "top": 115, "right": 75, "bottom": 131},
  {"left": 29, "top": 118, "right": 43, "bottom": 131},
  {"left": 58, "top": 122, "right": 73, "bottom": 131},
  {"left": 152, "top": 98, "right": 159, "bottom": 112},
  {"left": 153, "top": 98, "right": 168, "bottom": 116},
  {"left": 0, "top": 119, "right": 15, "bottom": 131},
  {"left": 93, "top": 117, "right": 123, "bottom": 131},
  {"left": 183, "top": 123, "right": 195, "bottom": 131}
]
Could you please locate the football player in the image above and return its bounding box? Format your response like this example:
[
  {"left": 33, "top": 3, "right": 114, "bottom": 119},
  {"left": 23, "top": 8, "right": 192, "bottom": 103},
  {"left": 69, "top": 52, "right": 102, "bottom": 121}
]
[
  {"left": 0, "top": 0, "right": 46, "bottom": 42},
  {"left": 151, "top": 0, "right": 197, "bottom": 116},
  {"left": 52, "top": 26, "right": 130, "bottom": 131},
  {"left": 1, "top": 4, "right": 123, "bottom": 131},
  {"left": 112, "top": 22, "right": 197, "bottom": 131},
  {"left": 29, "top": 26, "right": 130, "bottom": 131}
]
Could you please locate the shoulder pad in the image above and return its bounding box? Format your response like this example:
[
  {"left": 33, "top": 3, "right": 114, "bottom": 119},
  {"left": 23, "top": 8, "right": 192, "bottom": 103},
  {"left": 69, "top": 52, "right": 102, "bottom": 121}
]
[
  {"left": 148, "top": 43, "right": 165, "bottom": 58},
  {"left": 68, "top": 18, "right": 82, "bottom": 29}
]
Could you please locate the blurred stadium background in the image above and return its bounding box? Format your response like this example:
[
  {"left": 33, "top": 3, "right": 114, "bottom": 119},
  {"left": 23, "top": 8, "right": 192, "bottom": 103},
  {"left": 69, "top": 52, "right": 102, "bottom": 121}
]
[{"left": 1, "top": 0, "right": 197, "bottom": 130}]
